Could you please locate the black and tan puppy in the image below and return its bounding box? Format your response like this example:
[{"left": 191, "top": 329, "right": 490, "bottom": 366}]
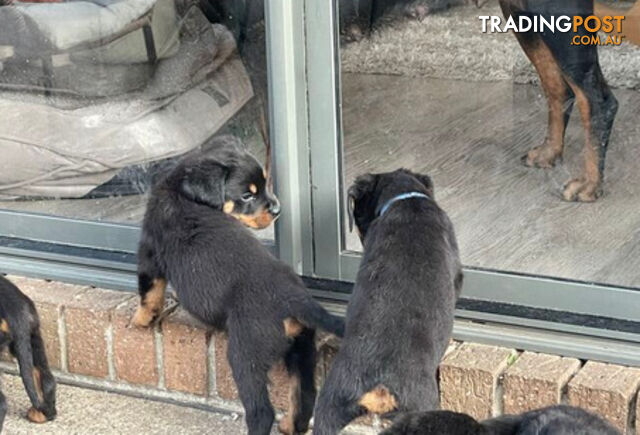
[
  {"left": 0, "top": 276, "right": 56, "bottom": 430},
  {"left": 313, "top": 169, "right": 462, "bottom": 434},
  {"left": 381, "top": 405, "right": 620, "bottom": 434},
  {"left": 131, "top": 136, "right": 344, "bottom": 435}
]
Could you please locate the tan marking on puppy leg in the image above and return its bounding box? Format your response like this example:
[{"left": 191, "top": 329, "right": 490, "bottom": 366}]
[
  {"left": 283, "top": 318, "right": 304, "bottom": 338},
  {"left": 223, "top": 200, "right": 235, "bottom": 214},
  {"left": 0, "top": 319, "right": 9, "bottom": 333},
  {"left": 32, "top": 367, "right": 44, "bottom": 403},
  {"left": 278, "top": 375, "right": 301, "bottom": 435},
  {"left": 359, "top": 386, "right": 398, "bottom": 414},
  {"left": 27, "top": 407, "right": 47, "bottom": 424},
  {"left": 249, "top": 183, "right": 258, "bottom": 194},
  {"left": 132, "top": 279, "right": 167, "bottom": 328}
]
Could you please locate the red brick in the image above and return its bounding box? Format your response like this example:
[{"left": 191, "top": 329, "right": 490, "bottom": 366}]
[
  {"left": 113, "top": 298, "right": 158, "bottom": 386},
  {"left": 440, "top": 343, "right": 515, "bottom": 419},
  {"left": 502, "top": 352, "right": 580, "bottom": 414},
  {"left": 7, "top": 276, "right": 89, "bottom": 370},
  {"left": 214, "top": 333, "right": 292, "bottom": 410},
  {"left": 214, "top": 332, "right": 237, "bottom": 401},
  {"left": 567, "top": 361, "right": 640, "bottom": 433},
  {"left": 65, "top": 288, "right": 133, "bottom": 378},
  {"left": 162, "top": 308, "right": 209, "bottom": 396}
]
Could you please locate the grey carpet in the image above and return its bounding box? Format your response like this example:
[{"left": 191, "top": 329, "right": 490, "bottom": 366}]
[{"left": 341, "top": 0, "right": 640, "bottom": 89}]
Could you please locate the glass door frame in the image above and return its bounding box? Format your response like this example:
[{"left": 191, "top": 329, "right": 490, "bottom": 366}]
[{"left": 303, "top": 0, "right": 640, "bottom": 362}]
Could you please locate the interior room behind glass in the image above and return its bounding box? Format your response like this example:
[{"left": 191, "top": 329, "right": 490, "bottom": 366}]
[
  {"left": 0, "top": 0, "right": 273, "bottom": 238},
  {"left": 339, "top": 0, "right": 640, "bottom": 288}
]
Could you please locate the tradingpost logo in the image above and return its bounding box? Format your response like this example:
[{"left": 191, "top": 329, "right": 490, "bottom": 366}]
[{"left": 479, "top": 14, "right": 626, "bottom": 46}]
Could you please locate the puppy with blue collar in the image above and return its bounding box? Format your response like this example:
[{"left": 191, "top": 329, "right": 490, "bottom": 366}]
[{"left": 313, "top": 168, "right": 462, "bottom": 434}]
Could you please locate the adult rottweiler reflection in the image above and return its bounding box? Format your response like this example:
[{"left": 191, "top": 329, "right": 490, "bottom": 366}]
[{"left": 499, "top": 0, "right": 634, "bottom": 202}]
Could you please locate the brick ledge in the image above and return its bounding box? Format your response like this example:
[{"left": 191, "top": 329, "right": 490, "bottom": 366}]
[{"left": 1, "top": 275, "right": 639, "bottom": 434}]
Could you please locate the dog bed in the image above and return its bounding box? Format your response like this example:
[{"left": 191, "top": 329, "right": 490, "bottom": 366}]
[{"left": 0, "top": 1, "right": 253, "bottom": 200}]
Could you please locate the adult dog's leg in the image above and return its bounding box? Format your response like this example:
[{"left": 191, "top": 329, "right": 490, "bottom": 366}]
[
  {"left": 132, "top": 238, "right": 166, "bottom": 328},
  {"left": 561, "top": 64, "right": 618, "bottom": 202},
  {"left": 500, "top": 1, "right": 574, "bottom": 168},
  {"left": 227, "top": 330, "right": 275, "bottom": 435},
  {"left": 550, "top": 7, "right": 619, "bottom": 202},
  {"left": 278, "top": 328, "right": 316, "bottom": 435},
  {"left": 30, "top": 331, "right": 56, "bottom": 421}
]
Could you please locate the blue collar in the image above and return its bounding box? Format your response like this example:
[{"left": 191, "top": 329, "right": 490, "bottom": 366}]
[{"left": 378, "top": 192, "right": 431, "bottom": 217}]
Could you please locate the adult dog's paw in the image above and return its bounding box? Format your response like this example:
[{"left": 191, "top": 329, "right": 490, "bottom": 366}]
[
  {"left": 563, "top": 178, "right": 602, "bottom": 202},
  {"left": 521, "top": 145, "right": 562, "bottom": 169}
]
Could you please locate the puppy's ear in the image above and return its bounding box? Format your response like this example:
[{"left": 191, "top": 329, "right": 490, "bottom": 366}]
[
  {"left": 347, "top": 173, "right": 377, "bottom": 232},
  {"left": 411, "top": 172, "right": 434, "bottom": 197},
  {"left": 179, "top": 160, "right": 229, "bottom": 209}
]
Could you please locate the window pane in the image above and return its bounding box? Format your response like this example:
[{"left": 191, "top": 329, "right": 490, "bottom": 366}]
[
  {"left": 339, "top": 0, "right": 640, "bottom": 288},
  {"left": 0, "top": 0, "right": 272, "bottom": 240}
]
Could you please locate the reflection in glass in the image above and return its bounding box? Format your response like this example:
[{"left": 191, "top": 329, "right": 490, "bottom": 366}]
[
  {"left": 0, "top": 0, "right": 271, "bottom": 240},
  {"left": 339, "top": 0, "right": 640, "bottom": 288}
]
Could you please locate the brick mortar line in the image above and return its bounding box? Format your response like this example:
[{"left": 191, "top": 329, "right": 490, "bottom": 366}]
[
  {"left": 560, "top": 360, "right": 585, "bottom": 405},
  {"left": 155, "top": 324, "right": 166, "bottom": 390},
  {"left": 492, "top": 350, "right": 518, "bottom": 417},
  {"left": 57, "top": 305, "right": 68, "bottom": 372},
  {"left": 105, "top": 324, "right": 115, "bottom": 381},
  {"left": 207, "top": 333, "right": 217, "bottom": 397}
]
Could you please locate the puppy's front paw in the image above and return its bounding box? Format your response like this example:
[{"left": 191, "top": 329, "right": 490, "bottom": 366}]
[
  {"left": 26, "top": 407, "right": 48, "bottom": 424},
  {"left": 130, "top": 305, "right": 155, "bottom": 328},
  {"left": 277, "top": 415, "right": 294, "bottom": 435},
  {"left": 521, "top": 145, "right": 562, "bottom": 168},
  {"left": 563, "top": 178, "right": 601, "bottom": 202}
]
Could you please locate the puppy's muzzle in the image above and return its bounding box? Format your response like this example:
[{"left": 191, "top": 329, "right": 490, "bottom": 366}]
[{"left": 268, "top": 199, "right": 281, "bottom": 218}]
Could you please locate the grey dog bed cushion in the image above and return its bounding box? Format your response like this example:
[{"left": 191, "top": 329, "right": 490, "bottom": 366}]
[
  {"left": 0, "top": 3, "right": 254, "bottom": 199},
  {"left": 0, "top": 0, "right": 182, "bottom": 97}
]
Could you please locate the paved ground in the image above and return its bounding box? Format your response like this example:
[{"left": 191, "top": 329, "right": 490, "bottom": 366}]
[
  {"left": 0, "top": 374, "right": 252, "bottom": 435},
  {"left": 1, "top": 374, "right": 376, "bottom": 435}
]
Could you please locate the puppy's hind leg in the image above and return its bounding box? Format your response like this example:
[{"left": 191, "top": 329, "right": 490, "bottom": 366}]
[
  {"left": 9, "top": 331, "right": 49, "bottom": 423},
  {"left": 30, "top": 330, "right": 56, "bottom": 421},
  {"left": 227, "top": 331, "right": 275, "bottom": 435},
  {"left": 132, "top": 239, "right": 167, "bottom": 328},
  {"left": 314, "top": 359, "right": 366, "bottom": 435},
  {"left": 278, "top": 328, "right": 316, "bottom": 435}
]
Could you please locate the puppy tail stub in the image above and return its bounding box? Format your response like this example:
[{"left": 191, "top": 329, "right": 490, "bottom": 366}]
[
  {"left": 288, "top": 298, "right": 345, "bottom": 337},
  {"left": 359, "top": 386, "right": 398, "bottom": 414}
]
